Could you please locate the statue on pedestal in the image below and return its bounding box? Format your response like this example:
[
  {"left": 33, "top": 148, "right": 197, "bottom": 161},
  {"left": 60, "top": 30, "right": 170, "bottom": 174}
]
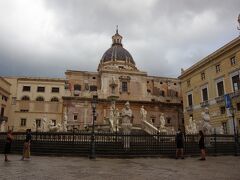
[
  {"left": 186, "top": 117, "right": 197, "bottom": 134},
  {"left": 140, "top": 105, "right": 147, "bottom": 122},
  {"left": 200, "top": 107, "right": 212, "bottom": 146},
  {"left": 201, "top": 107, "right": 212, "bottom": 135},
  {"left": 121, "top": 101, "right": 133, "bottom": 149},
  {"left": 109, "top": 101, "right": 120, "bottom": 132},
  {"left": 42, "top": 116, "right": 48, "bottom": 132},
  {"left": 159, "top": 113, "right": 166, "bottom": 132}
]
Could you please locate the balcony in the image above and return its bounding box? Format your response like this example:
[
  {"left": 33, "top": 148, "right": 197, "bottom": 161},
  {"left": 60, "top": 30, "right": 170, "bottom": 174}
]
[
  {"left": 215, "top": 95, "right": 224, "bottom": 103},
  {"left": 229, "top": 90, "right": 240, "bottom": 98},
  {"left": 186, "top": 106, "right": 193, "bottom": 112},
  {"left": 200, "top": 100, "right": 209, "bottom": 107}
]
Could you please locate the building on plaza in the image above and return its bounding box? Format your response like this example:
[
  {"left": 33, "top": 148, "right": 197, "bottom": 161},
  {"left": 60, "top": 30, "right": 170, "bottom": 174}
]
[
  {"left": 179, "top": 36, "right": 240, "bottom": 134},
  {"left": 4, "top": 77, "right": 66, "bottom": 132},
  {"left": 1, "top": 30, "right": 183, "bottom": 132},
  {"left": 0, "top": 77, "right": 11, "bottom": 130},
  {"left": 63, "top": 30, "right": 183, "bottom": 131}
]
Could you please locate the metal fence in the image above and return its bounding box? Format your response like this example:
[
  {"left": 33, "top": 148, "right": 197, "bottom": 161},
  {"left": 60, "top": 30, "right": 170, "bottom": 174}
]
[{"left": 0, "top": 132, "right": 239, "bottom": 157}]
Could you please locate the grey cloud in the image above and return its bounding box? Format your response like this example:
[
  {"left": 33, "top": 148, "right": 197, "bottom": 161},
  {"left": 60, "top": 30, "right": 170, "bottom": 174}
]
[{"left": 0, "top": 0, "right": 239, "bottom": 78}]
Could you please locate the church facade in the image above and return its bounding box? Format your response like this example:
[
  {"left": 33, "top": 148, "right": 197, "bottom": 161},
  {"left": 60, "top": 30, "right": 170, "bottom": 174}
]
[{"left": 63, "top": 30, "right": 183, "bottom": 131}]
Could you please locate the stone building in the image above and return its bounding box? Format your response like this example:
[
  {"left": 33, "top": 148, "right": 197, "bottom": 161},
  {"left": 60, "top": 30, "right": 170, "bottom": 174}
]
[
  {"left": 4, "top": 77, "right": 66, "bottom": 132},
  {"left": 1, "top": 30, "right": 183, "bottom": 132},
  {"left": 179, "top": 37, "right": 240, "bottom": 134},
  {"left": 63, "top": 30, "right": 183, "bottom": 131},
  {"left": 0, "top": 77, "right": 11, "bottom": 131}
]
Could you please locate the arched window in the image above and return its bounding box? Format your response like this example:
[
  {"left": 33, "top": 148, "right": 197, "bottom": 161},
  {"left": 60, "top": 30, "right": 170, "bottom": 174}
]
[
  {"left": 36, "top": 96, "right": 44, "bottom": 101},
  {"left": 51, "top": 97, "right": 59, "bottom": 102},
  {"left": 21, "top": 96, "right": 30, "bottom": 101}
]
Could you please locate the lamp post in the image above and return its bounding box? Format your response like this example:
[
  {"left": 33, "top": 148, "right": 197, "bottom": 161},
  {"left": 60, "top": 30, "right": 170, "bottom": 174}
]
[
  {"left": 229, "top": 107, "right": 238, "bottom": 156},
  {"left": 90, "top": 95, "right": 98, "bottom": 159}
]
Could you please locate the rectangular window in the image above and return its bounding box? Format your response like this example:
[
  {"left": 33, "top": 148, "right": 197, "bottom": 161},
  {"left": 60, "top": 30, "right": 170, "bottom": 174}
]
[
  {"left": 201, "top": 72, "right": 205, "bottom": 80},
  {"left": 202, "top": 87, "right": 208, "bottom": 101},
  {"left": 217, "top": 81, "right": 224, "bottom": 96},
  {"left": 167, "top": 117, "right": 171, "bottom": 124},
  {"left": 188, "top": 94, "right": 193, "bottom": 106},
  {"left": 22, "top": 86, "right": 31, "bottom": 92},
  {"left": 52, "top": 87, "right": 59, "bottom": 93},
  {"left": 52, "top": 120, "right": 56, "bottom": 126},
  {"left": 220, "top": 106, "right": 226, "bottom": 114},
  {"left": 216, "top": 64, "right": 221, "bottom": 73},
  {"left": 237, "top": 103, "right": 240, "bottom": 111},
  {"left": 2, "top": 95, "right": 8, "bottom": 101},
  {"left": 230, "top": 56, "right": 236, "bottom": 65},
  {"left": 160, "top": 90, "right": 165, "bottom": 97},
  {"left": 74, "top": 84, "right": 81, "bottom": 91},
  {"left": 1, "top": 107, "right": 4, "bottom": 116},
  {"left": 187, "top": 80, "right": 191, "bottom": 87},
  {"left": 36, "top": 119, "right": 41, "bottom": 128},
  {"left": 122, "top": 82, "right": 128, "bottom": 92},
  {"left": 90, "top": 85, "right": 97, "bottom": 92},
  {"left": 74, "top": 114, "right": 78, "bottom": 120},
  {"left": 20, "top": 118, "right": 26, "bottom": 126},
  {"left": 37, "top": 86, "right": 45, "bottom": 92},
  {"left": 232, "top": 75, "right": 240, "bottom": 91}
]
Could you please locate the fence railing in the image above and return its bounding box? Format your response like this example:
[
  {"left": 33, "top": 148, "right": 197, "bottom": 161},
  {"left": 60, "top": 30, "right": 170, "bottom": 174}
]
[{"left": 0, "top": 132, "right": 239, "bottom": 157}]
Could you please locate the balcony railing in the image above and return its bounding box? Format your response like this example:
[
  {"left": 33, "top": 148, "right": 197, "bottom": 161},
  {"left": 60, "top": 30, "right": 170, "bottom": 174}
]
[
  {"left": 215, "top": 95, "right": 224, "bottom": 103},
  {"left": 200, "top": 100, "right": 209, "bottom": 107},
  {"left": 229, "top": 90, "right": 240, "bottom": 98}
]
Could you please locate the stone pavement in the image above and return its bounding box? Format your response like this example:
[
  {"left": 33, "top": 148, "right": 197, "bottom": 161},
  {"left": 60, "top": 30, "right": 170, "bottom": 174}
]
[{"left": 0, "top": 155, "right": 239, "bottom": 180}]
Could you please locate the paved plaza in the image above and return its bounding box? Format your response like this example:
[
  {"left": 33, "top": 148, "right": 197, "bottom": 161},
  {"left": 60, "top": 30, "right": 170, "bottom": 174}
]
[{"left": 0, "top": 155, "right": 240, "bottom": 180}]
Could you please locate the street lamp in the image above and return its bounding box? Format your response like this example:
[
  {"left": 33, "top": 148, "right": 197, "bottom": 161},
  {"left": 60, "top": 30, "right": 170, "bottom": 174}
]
[{"left": 89, "top": 95, "right": 98, "bottom": 159}]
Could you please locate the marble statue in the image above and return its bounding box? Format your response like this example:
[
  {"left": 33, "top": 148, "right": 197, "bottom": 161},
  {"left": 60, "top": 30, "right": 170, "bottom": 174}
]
[
  {"left": 200, "top": 107, "right": 213, "bottom": 146},
  {"left": 140, "top": 106, "right": 147, "bottom": 121},
  {"left": 186, "top": 117, "right": 198, "bottom": 134},
  {"left": 201, "top": 107, "right": 212, "bottom": 135},
  {"left": 109, "top": 101, "right": 120, "bottom": 132},
  {"left": 32, "top": 122, "right": 36, "bottom": 131},
  {"left": 121, "top": 101, "right": 133, "bottom": 149},
  {"left": 218, "top": 125, "right": 224, "bottom": 134},
  {"left": 42, "top": 116, "right": 48, "bottom": 132},
  {"left": 0, "top": 120, "right": 6, "bottom": 132},
  {"left": 159, "top": 113, "right": 166, "bottom": 130}
]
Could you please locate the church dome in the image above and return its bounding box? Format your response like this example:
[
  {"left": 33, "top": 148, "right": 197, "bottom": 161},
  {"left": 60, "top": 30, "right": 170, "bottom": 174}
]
[{"left": 98, "top": 29, "right": 138, "bottom": 71}]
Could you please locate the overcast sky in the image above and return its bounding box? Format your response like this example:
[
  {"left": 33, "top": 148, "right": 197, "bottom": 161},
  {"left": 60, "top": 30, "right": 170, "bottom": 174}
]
[{"left": 0, "top": 0, "right": 239, "bottom": 78}]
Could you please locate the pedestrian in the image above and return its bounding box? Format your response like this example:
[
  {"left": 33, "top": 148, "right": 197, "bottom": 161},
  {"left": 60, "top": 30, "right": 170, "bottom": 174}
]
[
  {"left": 199, "top": 130, "right": 206, "bottom": 160},
  {"left": 4, "top": 130, "right": 13, "bottom": 162},
  {"left": 175, "top": 128, "right": 184, "bottom": 159},
  {"left": 21, "top": 129, "right": 32, "bottom": 160}
]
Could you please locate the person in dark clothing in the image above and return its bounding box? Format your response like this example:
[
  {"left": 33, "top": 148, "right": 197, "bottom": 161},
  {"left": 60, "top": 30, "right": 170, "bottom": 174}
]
[
  {"left": 199, "top": 130, "right": 206, "bottom": 160},
  {"left": 175, "top": 128, "right": 184, "bottom": 159},
  {"left": 21, "top": 129, "right": 32, "bottom": 160},
  {"left": 4, "top": 130, "right": 13, "bottom": 162}
]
